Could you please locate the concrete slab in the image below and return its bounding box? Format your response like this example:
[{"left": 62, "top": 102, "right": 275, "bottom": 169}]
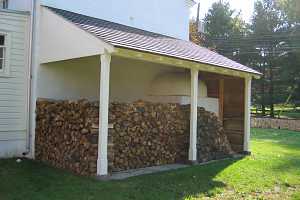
[
  {"left": 108, "top": 164, "right": 189, "bottom": 180},
  {"left": 96, "top": 155, "right": 245, "bottom": 181}
]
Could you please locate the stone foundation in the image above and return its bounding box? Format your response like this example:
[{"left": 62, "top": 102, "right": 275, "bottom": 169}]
[{"left": 35, "top": 99, "right": 233, "bottom": 176}]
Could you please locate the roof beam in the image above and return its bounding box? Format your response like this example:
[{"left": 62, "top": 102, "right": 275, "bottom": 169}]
[{"left": 114, "top": 47, "right": 261, "bottom": 79}]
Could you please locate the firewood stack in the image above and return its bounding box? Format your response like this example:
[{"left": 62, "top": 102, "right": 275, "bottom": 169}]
[
  {"left": 35, "top": 99, "right": 99, "bottom": 176},
  {"left": 108, "top": 101, "right": 189, "bottom": 172},
  {"left": 196, "top": 107, "right": 234, "bottom": 162},
  {"left": 35, "top": 99, "right": 234, "bottom": 176}
]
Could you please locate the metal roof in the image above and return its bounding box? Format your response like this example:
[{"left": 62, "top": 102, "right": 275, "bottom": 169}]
[{"left": 47, "top": 6, "right": 261, "bottom": 75}]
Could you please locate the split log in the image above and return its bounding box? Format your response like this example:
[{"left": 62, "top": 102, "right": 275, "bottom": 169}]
[{"left": 35, "top": 99, "right": 99, "bottom": 176}]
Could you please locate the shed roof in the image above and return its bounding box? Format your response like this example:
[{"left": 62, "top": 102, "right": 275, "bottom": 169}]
[{"left": 46, "top": 6, "right": 261, "bottom": 76}]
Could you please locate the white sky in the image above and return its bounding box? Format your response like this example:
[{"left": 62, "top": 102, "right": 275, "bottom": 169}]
[{"left": 190, "top": 0, "right": 255, "bottom": 22}]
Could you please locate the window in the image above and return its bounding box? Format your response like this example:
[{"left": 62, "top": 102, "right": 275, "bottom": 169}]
[
  {"left": 0, "top": 32, "right": 10, "bottom": 76},
  {"left": 0, "top": 35, "right": 6, "bottom": 70},
  {"left": 2, "top": 0, "right": 8, "bottom": 9}
]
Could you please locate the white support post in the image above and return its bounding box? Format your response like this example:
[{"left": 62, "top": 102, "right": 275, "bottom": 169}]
[
  {"left": 243, "top": 77, "right": 252, "bottom": 152},
  {"left": 97, "top": 51, "right": 111, "bottom": 176},
  {"left": 189, "top": 68, "right": 199, "bottom": 162}
]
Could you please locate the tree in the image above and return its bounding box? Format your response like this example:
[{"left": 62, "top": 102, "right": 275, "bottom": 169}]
[
  {"left": 278, "top": 0, "right": 300, "bottom": 23},
  {"left": 250, "top": 0, "right": 285, "bottom": 117},
  {"left": 203, "top": 0, "right": 300, "bottom": 117},
  {"left": 204, "top": 1, "right": 235, "bottom": 38},
  {"left": 189, "top": 20, "right": 205, "bottom": 46},
  {"left": 248, "top": 0, "right": 300, "bottom": 117},
  {"left": 277, "top": 0, "right": 300, "bottom": 107},
  {"left": 189, "top": 3, "right": 205, "bottom": 46},
  {"left": 203, "top": 1, "right": 247, "bottom": 59}
]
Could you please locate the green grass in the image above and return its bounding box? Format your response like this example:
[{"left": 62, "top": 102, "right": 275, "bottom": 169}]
[
  {"left": 1, "top": 128, "right": 300, "bottom": 200},
  {"left": 281, "top": 111, "right": 300, "bottom": 119}
]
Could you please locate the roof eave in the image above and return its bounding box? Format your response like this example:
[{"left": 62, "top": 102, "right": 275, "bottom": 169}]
[{"left": 113, "top": 46, "right": 262, "bottom": 79}]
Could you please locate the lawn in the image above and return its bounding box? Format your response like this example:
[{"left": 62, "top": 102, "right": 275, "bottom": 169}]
[
  {"left": 1, "top": 128, "right": 300, "bottom": 200},
  {"left": 281, "top": 110, "right": 300, "bottom": 119}
]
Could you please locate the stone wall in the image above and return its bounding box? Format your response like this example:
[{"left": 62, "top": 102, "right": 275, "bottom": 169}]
[
  {"left": 36, "top": 99, "right": 234, "bottom": 176},
  {"left": 251, "top": 117, "right": 300, "bottom": 132}
]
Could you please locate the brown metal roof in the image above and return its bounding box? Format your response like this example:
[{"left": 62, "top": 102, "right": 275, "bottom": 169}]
[{"left": 47, "top": 6, "right": 261, "bottom": 75}]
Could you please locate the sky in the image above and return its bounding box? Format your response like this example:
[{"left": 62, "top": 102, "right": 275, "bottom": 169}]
[{"left": 190, "top": 0, "right": 255, "bottom": 22}]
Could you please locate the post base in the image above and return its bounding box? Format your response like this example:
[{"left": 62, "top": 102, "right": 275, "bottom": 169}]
[
  {"left": 242, "top": 151, "right": 252, "bottom": 156},
  {"left": 95, "top": 175, "right": 111, "bottom": 181},
  {"left": 97, "top": 158, "right": 108, "bottom": 176},
  {"left": 187, "top": 160, "right": 199, "bottom": 165}
]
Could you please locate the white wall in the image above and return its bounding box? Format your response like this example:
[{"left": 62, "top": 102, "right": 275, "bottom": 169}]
[
  {"left": 37, "top": 56, "right": 174, "bottom": 101},
  {"left": 37, "top": 56, "right": 219, "bottom": 115},
  {"left": 39, "top": 7, "right": 112, "bottom": 64},
  {"left": 6, "top": 0, "right": 32, "bottom": 11},
  {"left": 0, "top": 10, "right": 30, "bottom": 157},
  {"left": 41, "top": 0, "right": 191, "bottom": 40},
  {"left": 149, "top": 72, "right": 208, "bottom": 97},
  {"left": 0, "top": 137, "right": 27, "bottom": 158},
  {"left": 37, "top": 56, "right": 101, "bottom": 101},
  {"left": 147, "top": 72, "right": 219, "bottom": 115},
  {"left": 6, "top": 0, "right": 191, "bottom": 40},
  {"left": 110, "top": 58, "right": 176, "bottom": 102}
]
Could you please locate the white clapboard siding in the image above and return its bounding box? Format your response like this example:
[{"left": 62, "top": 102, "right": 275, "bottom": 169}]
[{"left": 0, "top": 10, "right": 30, "bottom": 158}]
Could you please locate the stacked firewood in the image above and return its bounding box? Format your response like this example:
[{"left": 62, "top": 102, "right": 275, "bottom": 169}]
[
  {"left": 109, "top": 103, "right": 233, "bottom": 171},
  {"left": 36, "top": 99, "right": 234, "bottom": 176},
  {"left": 196, "top": 107, "right": 234, "bottom": 162},
  {"left": 108, "top": 101, "right": 189, "bottom": 172},
  {"left": 35, "top": 99, "right": 100, "bottom": 176}
]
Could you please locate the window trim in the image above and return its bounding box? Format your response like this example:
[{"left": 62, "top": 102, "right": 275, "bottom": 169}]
[
  {"left": 0, "top": 31, "right": 11, "bottom": 77},
  {"left": 2, "top": 0, "right": 8, "bottom": 9}
]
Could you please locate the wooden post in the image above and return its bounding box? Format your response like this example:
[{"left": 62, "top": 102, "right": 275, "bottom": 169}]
[
  {"left": 219, "top": 79, "right": 224, "bottom": 124},
  {"left": 189, "top": 68, "right": 198, "bottom": 162},
  {"left": 97, "top": 51, "right": 111, "bottom": 176},
  {"left": 243, "top": 77, "right": 252, "bottom": 152}
]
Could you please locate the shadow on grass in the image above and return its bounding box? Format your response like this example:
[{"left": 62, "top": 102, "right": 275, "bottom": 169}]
[
  {"left": 0, "top": 158, "right": 240, "bottom": 200},
  {"left": 271, "top": 158, "right": 300, "bottom": 174}
]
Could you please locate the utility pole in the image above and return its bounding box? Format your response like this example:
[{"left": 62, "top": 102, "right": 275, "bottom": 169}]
[
  {"left": 196, "top": 2, "right": 200, "bottom": 25},
  {"left": 196, "top": 2, "right": 201, "bottom": 33}
]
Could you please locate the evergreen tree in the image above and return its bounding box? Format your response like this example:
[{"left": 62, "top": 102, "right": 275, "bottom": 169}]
[
  {"left": 201, "top": 0, "right": 300, "bottom": 116},
  {"left": 250, "top": 0, "right": 285, "bottom": 117},
  {"left": 204, "top": 1, "right": 247, "bottom": 57}
]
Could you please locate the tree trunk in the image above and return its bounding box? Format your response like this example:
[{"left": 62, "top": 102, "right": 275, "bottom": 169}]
[
  {"left": 269, "top": 56, "right": 275, "bottom": 118},
  {"left": 261, "top": 64, "right": 266, "bottom": 116}
]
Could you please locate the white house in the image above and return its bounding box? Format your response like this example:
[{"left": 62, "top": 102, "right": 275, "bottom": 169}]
[
  {"left": 0, "top": 7, "right": 30, "bottom": 158},
  {"left": 0, "top": 0, "right": 260, "bottom": 176}
]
